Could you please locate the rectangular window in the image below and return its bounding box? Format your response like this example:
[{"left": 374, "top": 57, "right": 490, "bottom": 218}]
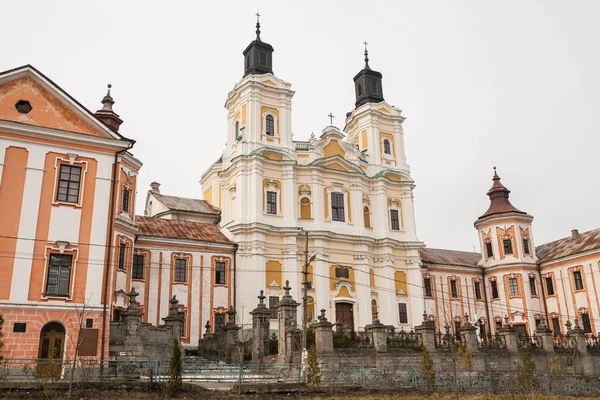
[
  {"left": 535, "top": 318, "right": 541, "bottom": 329},
  {"left": 398, "top": 303, "right": 408, "bottom": 324},
  {"left": 45, "top": 254, "right": 72, "bottom": 297},
  {"left": 523, "top": 238, "right": 530, "bottom": 254},
  {"left": 490, "top": 280, "right": 499, "bottom": 299},
  {"left": 474, "top": 281, "right": 482, "bottom": 300},
  {"left": 335, "top": 267, "right": 350, "bottom": 279},
  {"left": 509, "top": 277, "right": 519, "bottom": 296},
  {"left": 86, "top": 318, "right": 93, "bottom": 328},
  {"left": 214, "top": 314, "right": 226, "bottom": 331},
  {"left": 552, "top": 317, "right": 561, "bottom": 337},
  {"left": 546, "top": 277, "right": 555, "bottom": 296},
  {"left": 269, "top": 296, "right": 279, "bottom": 319},
  {"left": 118, "top": 243, "right": 126, "bottom": 270},
  {"left": 485, "top": 242, "right": 494, "bottom": 258},
  {"left": 529, "top": 277, "right": 537, "bottom": 296},
  {"left": 266, "top": 191, "right": 277, "bottom": 215},
  {"left": 331, "top": 192, "right": 345, "bottom": 222},
  {"left": 503, "top": 239, "right": 513, "bottom": 255},
  {"left": 450, "top": 280, "right": 458, "bottom": 298},
  {"left": 370, "top": 80, "right": 378, "bottom": 95},
  {"left": 390, "top": 209, "right": 400, "bottom": 231},
  {"left": 215, "top": 261, "right": 226, "bottom": 285},
  {"left": 424, "top": 278, "right": 432, "bottom": 297},
  {"left": 495, "top": 320, "right": 502, "bottom": 330},
  {"left": 574, "top": 271, "right": 584, "bottom": 291},
  {"left": 13, "top": 323, "right": 26, "bottom": 333},
  {"left": 581, "top": 313, "right": 592, "bottom": 334},
  {"left": 122, "top": 188, "right": 130, "bottom": 213},
  {"left": 174, "top": 258, "right": 187, "bottom": 283},
  {"left": 132, "top": 254, "right": 144, "bottom": 280},
  {"left": 259, "top": 52, "right": 267, "bottom": 66},
  {"left": 113, "top": 309, "right": 123, "bottom": 322},
  {"left": 56, "top": 164, "right": 82, "bottom": 203}
]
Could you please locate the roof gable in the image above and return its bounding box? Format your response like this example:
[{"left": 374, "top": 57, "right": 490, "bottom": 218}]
[{"left": 0, "top": 65, "right": 126, "bottom": 140}]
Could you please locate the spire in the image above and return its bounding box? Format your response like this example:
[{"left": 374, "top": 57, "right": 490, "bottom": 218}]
[
  {"left": 93, "top": 83, "right": 123, "bottom": 133},
  {"left": 353, "top": 42, "right": 384, "bottom": 108},
  {"left": 242, "top": 13, "right": 274, "bottom": 77},
  {"left": 255, "top": 12, "right": 261, "bottom": 41},
  {"left": 478, "top": 167, "right": 527, "bottom": 220}
]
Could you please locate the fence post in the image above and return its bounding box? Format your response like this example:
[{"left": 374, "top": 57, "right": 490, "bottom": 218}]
[
  {"left": 249, "top": 290, "right": 272, "bottom": 363},
  {"left": 414, "top": 312, "right": 436, "bottom": 352},
  {"left": 461, "top": 314, "right": 479, "bottom": 352},
  {"left": 568, "top": 319, "right": 594, "bottom": 376},
  {"left": 535, "top": 318, "right": 554, "bottom": 354},
  {"left": 311, "top": 309, "right": 336, "bottom": 369},
  {"left": 498, "top": 316, "right": 518, "bottom": 354},
  {"left": 365, "top": 312, "right": 388, "bottom": 353}
]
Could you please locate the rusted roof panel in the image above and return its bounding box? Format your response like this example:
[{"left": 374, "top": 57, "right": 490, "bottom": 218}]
[
  {"left": 535, "top": 229, "right": 600, "bottom": 263},
  {"left": 153, "top": 193, "right": 220, "bottom": 214},
  {"left": 135, "top": 216, "right": 232, "bottom": 244},
  {"left": 419, "top": 248, "right": 481, "bottom": 268}
]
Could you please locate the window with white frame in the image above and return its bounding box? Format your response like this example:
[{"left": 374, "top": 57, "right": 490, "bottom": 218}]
[
  {"left": 46, "top": 254, "right": 73, "bottom": 297},
  {"left": 56, "top": 164, "right": 82, "bottom": 203},
  {"left": 265, "top": 115, "right": 275, "bottom": 136},
  {"left": 388, "top": 199, "right": 401, "bottom": 230},
  {"left": 508, "top": 277, "right": 519, "bottom": 296},
  {"left": 266, "top": 191, "right": 277, "bottom": 215},
  {"left": 331, "top": 192, "right": 345, "bottom": 222},
  {"left": 383, "top": 139, "right": 391, "bottom": 154}
]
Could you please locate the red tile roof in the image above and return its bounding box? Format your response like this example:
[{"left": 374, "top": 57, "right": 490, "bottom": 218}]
[
  {"left": 535, "top": 229, "right": 600, "bottom": 263},
  {"left": 153, "top": 193, "right": 220, "bottom": 214},
  {"left": 135, "top": 216, "right": 232, "bottom": 245},
  {"left": 419, "top": 248, "right": 481, "bottom": 268}
]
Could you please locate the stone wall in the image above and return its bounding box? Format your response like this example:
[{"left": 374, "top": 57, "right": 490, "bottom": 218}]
[
  {"left": 109, "top": 289, "right": 183, "bottom": 363},
  {"left": 312, "top": 311, "right": 600, "bottom": 377}
]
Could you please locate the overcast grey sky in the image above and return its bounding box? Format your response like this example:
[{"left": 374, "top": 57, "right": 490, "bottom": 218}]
[{"left": 2, "top": 0, "right": 598, "bottom": 252}]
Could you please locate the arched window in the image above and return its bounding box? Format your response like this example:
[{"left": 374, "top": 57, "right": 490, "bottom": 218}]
[
  {"left": 235, "top": 121, "right": 239, "bottom": 136},
  {"left": 265, "top": 115, "right": 275, "bottom": 136},
  {"left": 363, "top": 206, "right": 371, "bottom": 228},
  {"left": 300, "top": 197, "right": 311, "bottom": 219},
  {"left": 383, "top": 139, "right": 391, "bottom": 155}
]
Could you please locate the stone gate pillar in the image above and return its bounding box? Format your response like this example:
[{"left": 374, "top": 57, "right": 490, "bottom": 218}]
[
  {"left": 249, "top": 290, "right": 272, "bottom": 363},
  {"left": 162, "top": 295, "right": 184, "bottom": 342},
  {"left": 535, "top": 317, "right": 554, "bottom": 354},
  {"left": 311, "top": 309, "right": 337, "bottom": 369},
  {"left": 499, "top": 316, "right": 518, "bottom": 354},
  {"left": 568, "top": 319, "right": 594, "bottom": 376},
  {"left": 224, "top": 306, "right": 241, "bottom": 363},
  {"left": 276, "top": 280, "right": 300, "bottom": 364},
  {"left": 414, "top": 312, "right": 436, "bottom": 352}
]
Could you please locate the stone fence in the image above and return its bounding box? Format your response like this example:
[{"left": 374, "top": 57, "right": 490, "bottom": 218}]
[
  {"left": 197, "top": 306, "right": 243, "bottom": 364},
  {"left": 310, "top": 310, "right": 599, "bottom": 376},
  {"left": 109, "top": 288, "right": 183, "bottom": 363}
]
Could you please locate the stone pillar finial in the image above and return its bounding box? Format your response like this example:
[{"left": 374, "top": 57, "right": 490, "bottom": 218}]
[
  {"left": 565, "top": 320, "right": 572, "bottom": 331},
  {"left": 373, "top": 309, "right": 379, "bottom": 323},
  {"left": 464, "top": 313, "right": 470, "bottom": 323},
  {"left": 204, "top": 320, "right": 211, "bottom": 335},
  {"left": 318, "top": 308, "right": 327, "bottom": 322},
  {"left": 504, "top": 315, "right": 510, "bottom": 328},
  {"left": 226, "top": 305, "right": 237, "bottom": 325},
  {"left": 283, "top": 280, "right": 291, "bottom": 295},
  {"left": 574, "top": 318, "right": 580, "bottom": 330},
  {"left": 168, "top": 295, "right": 179, "bottom": 315},
  {"left": 258, "top": 290, "right": 265, "bottom": 304},
  {"left": 444, "top": 323, "right": 450, "bottom": 335},
  {"left": 126, "top": 287, "right": 139, "bottom": 308},
  {"left": 423, "top": 311, "right": 428, "bottom": 323}
]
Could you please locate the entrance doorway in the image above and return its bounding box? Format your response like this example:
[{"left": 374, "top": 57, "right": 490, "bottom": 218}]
[
  {"left": 335, "top": 302, "right": 354, "bottom": 329},
  {"left": 37, "top": 322, "right": 65, "bottom": 375}
]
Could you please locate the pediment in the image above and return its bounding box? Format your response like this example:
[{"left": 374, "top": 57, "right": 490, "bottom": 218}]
[
  {"left": 324, "top": 162, "right": 348, "bottom": 172},
  {"left": 0, "top": 65, "right": 123, "bottom": 140},
  {"left": 312, "top": 155, "right": 365, "bottom": 175},
  {"left": 322, "top": 139, "right": 345, "bottom": 158}
]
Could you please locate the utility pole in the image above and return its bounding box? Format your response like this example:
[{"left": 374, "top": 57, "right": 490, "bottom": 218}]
[{"left": 301, "top": 230, "right": 316, "bottom": 353}]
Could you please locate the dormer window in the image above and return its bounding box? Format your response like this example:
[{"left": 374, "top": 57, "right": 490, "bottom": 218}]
[
  {"left": 503, "top": 239, "right": 513, "bottom": 255},
  {"left": 370, "top": 80, "right": 377, "bottom": 94},
  {"left": 259, "top": 52, "right": 267, "bottom": 67},
  {"left": 383, "top": 139, "right": 391, "bottom": 155},
  {"left": 265, "top": 115, "right": 275, "bottom": 136},
  {"left": 357, "top": 84, "right": 363, "bottom": 97}
]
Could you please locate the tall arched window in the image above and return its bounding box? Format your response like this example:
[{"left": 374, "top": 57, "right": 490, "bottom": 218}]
[
  {"left": 235, "top": 121, "right": 239, "bottom": 136},
  {"left": 383, "top": 139, "right": 391, "bottom": 155},
  {"left": 371, "top": 299, "right": 378, "bottom": 321},
  {"left": 363, "top": 206, "right": 371, "bottom": 228},
  {"left": 265, "top": 115, "right": 275, "bottom": 136}
]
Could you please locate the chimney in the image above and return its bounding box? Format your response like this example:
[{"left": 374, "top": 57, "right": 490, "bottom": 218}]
[
  {"left": 150, "top": 182, "right": 161, "bottom": 193},
  {"left": 571, "top": 229, "right": 580, "bottom": 239}
]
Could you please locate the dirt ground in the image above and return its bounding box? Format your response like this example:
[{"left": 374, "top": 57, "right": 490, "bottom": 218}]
[{"left": 0, "top": 383, "right": 598, "bottom": 400}]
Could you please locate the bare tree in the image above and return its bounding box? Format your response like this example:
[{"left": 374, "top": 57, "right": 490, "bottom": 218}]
[{"left": 67, "top": 292, "right": 94, "bottom": 399}]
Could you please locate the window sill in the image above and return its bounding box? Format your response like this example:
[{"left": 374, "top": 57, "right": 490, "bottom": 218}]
[
  {"left": 43, "top": 294, "right": 70, "bottom": 300},
  {"left": 132, "top": 278, "right": 145, "bottom": 282},
  {"left": 173, "top": 281, "right": 188, "bottom": 285},
  {"left": 52, "top": 200, "right": 82, "bottom": 208},
  {"left": 491, "top": 298, "right": 500, "bottom": 301},
  {"left": 117, "top": 268, "right": 127, "bottom": 273},
  {"left": 214, "top": 284, "right": 228, "bottom": 287}
]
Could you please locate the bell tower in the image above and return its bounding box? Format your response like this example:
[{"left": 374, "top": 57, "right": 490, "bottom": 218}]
[
  {"left": 344, "top": 43, "right": 408, "bottom": 173},
  {"left": 222, "top": 15, "right": 295, "bottom": 167}
]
